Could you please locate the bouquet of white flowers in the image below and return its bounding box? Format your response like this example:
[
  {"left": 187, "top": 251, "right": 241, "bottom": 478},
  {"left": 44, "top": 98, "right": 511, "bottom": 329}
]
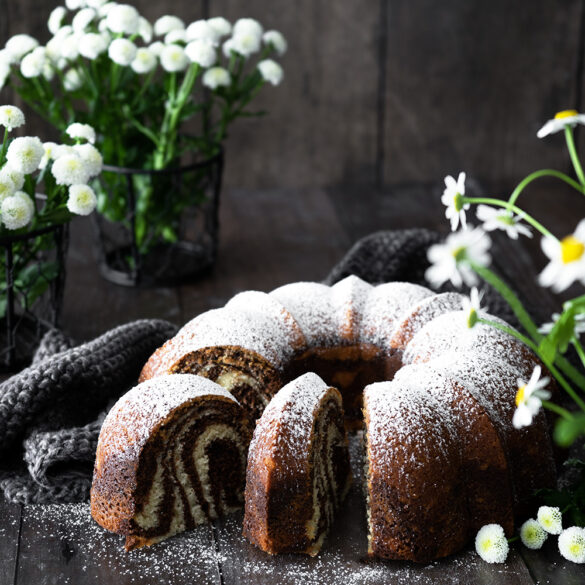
[{"left": 0, "top": 2, "right": 286, "bottom": 264}]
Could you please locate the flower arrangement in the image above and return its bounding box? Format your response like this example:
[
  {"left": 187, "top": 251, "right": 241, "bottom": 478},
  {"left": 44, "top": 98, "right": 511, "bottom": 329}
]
[
  {"left": 429, "top": 109, "right": 585, "bottom": 563},
  {"left": 0, "top": 2, "right": 285, "bottom": 256}
]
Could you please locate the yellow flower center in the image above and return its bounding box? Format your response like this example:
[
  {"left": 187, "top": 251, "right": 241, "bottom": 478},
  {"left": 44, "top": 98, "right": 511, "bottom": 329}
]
[
  {"left": 561, "top": 235, "right": 585, "bottom": 264},
  {"left": 555, "top": 110, "right": 579, "bottom": 119},
  {"left": 452, "top": 246, "right": 466, "bottom": 262},
  {"left": 453, "top": 192, "right": 464, "bottom": 212},
  {"left": 570, "top": 543, "right": 581, "bottom": 556},
  {"left": 515, "top": 385, "right": 526, "bottom": 407}
]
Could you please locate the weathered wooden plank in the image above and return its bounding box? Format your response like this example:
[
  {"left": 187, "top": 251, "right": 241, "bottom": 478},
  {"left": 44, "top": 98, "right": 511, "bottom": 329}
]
[
  {"left": 520, "top": 540, "right": 585, "bottom": 585},
  {"left": 0, "top": 501, "right": 21, "bottom": 585},
  {"left": 15, "top": 503, "right": 221, "bottom": 585},
  {"left": 382, "top": 0, "right": 583, "bottom": 191}
]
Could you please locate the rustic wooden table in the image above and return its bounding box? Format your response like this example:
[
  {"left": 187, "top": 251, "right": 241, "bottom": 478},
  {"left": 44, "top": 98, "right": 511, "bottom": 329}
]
[{"left": 1, "top": 185, "right": 585, "bottom": 585}]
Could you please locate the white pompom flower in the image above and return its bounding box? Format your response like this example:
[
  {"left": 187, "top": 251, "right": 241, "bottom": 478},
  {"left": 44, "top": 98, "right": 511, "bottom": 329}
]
[
  {"left": 0, "top": 105, "right": 25, "bottom": 132},
  {"left": 106, "top": 4, "right": 140, "bottom": 35},
  {"left": 66, "top": 122, "right": 96, "bottom": 144},
  {"left": 538, "top": 110, "right": 585, "bottom": 139},
  {"left": 48, "top": 7, "right": 67, "bottom": 36},
  {"left": 537, "top": 506, "right": 563, "bottom": 535},
  {"left": 441, "top": 172, "right": 469, "bottom": 231},
  {"left": 87, "top": 0, "right": 107, "bottom": 6},
  {"left": 513, "top": 366, "right": 551, "bottom": 429},
  {"left": 520, "top": 519, "right": 548, "bottom": 549},
  {"left": 164, "top": 30, "right": 187, "bottom": 45},
  {"left": 67, "top": 184, "right": 97, "bottom": 215},
  {"left": 51, "top": 153, "right": 91, "bottom": 185},
  {"left": 1, "top": 191, "right": 34, "bottom": 230},
  {"left": 475, "top": 524, "right": 509, "bottom": 563},
  {"left": 65, "top": 0, "right": 84, "bottom": 9},
  {"left": 64, "top": 68, "right": 83, "bottom": 91},
  {"left": 186, "top": 20, "right": 219, "bottom": 44},
  {"left": 208, "top": 17, "right": 232, "bottom": 38},
  {"left": 257, "top": 59, "right": 283, "bottom": 85},
  {"left": 148, "top": 41, "right": 165, "bottom": 58},
  {"left": 73, "top": 143, "right": 103, "bottom": 177},
  {"left": 232, "top": 32, "right": 262, "bottom": 57},
  {"left": 6, "top": 136, "right": 44, "bottom": 174},
  {"left": 233, "top": 18, "right": 263, "bottom": 39},
  {"left": 0, "top": 172, "right": 15, "bottom": 203},
  {"left": 222, "top": 38, "right": 235, "bottom": 59},
  {"left": 425, "top": 227, "right": 492, "bottom": 288},
  {"left": 60, "top": 33, "right": 83, "bottom": 61},
  {"left": 39, "top": 141, "right": 59, "bottom": 170},
  {"left": 5, "top": 34, "right": 39, "bottom": 61},
  {"left": 559, "top": 526, "right": 585, "bottom": 563},
  {"left": 20, "top": 48, "right": 47, "bottom": 79},
  {"left": 131, "top": 48, "right": 157, "bottom": 74},
  {"left": 0, "top": 61, "right": 10, "bottom": 92},
  {"left": 79, "top": 32, "right": 108, "bottom": 60},
  {"left": 160, "top": 44, "right": 189, "bottom": 72},
  {"left": 72, "top": 7, "right": 97, "bottom": 33},
  {"left": 476, "top": 204, "right": 532, "bottom": 240},
  {"left": 0, "top": 166, "right": 25, "bottom": 190},
  {"left": 185, "top": 40, "right": 217, "bottom": 67},
  {"left": 202, "top": 67, "right": 230, "bottom": 90},
  {"left": 263, "top": 30, "right": 287, "bottom": 56},
  {"left": 138, "top": 17, "right": 153, "bottom": 44},
  {"left": 108, "top": 38, "right": 137, "bottom": 66},
  {"left": 154, "top": 15, "right": 185, "bottom": 37}
]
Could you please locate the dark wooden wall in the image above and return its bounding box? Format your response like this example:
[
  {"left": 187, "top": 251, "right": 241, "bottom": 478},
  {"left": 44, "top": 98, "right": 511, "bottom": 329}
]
[{"left": 1, "top": 0, "right": 584, "bottom": 192}]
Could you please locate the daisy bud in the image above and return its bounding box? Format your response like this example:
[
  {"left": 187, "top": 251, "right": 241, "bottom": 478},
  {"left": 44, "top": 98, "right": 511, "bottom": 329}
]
[
  {"left": 185, "top": 40, "right": 217, "bottom": 68},
  {"left": 160, "top": 44, "right": 189, "bottom": 72},
  {"left": 106, "top": 4, "right": 140, "bottom": 36},
  {"left": 131, "top": 48, "right": 157, "bottom": 74},
  {"left": 138, "top": 17, "right": 153, "bottom": 44},
  {"left": 263, "top": 30, "right": 287, "bottom": 56},
  {"left": 64, "top": 68, "right": 83, "bottom": 91},
  {"left": 108, "top": 38, "right": 137, "bottom": 66},
  {"left": 537, "top": 506, "right": 563, "bottom": 535},
  {"left": 79, "top": 33, "right": 108, "bottom": 60},
  {"left": 48, "top": 7, "right": 67, "bottom": 36},
  {"left": 154, "top": 15, "right": 185, "bottom": 37},
  {"left": 0, "top": 105, "right": 25, "bottom": 132},
  {"left": 66, "top": 123, "right": 96, "bottom": 144},
  {"left": 52, "top": 153, "right": 91, "bottom": 185},
  {"left": 520, "top": 519, "right": 547, "bottom": 549},
  {"left": 67, "top": 184, "right": 97, "bottom": 215},
  {"left": 475, "top": 524, "right": 509, "bottom": 564},
  {"left": 1, "top": 191, "right": 34, "bottom": 230},
  {"left": 202, "top": 67, "right": 230, "bottom": 90},
  {"left": 6, "top": 136, "right": 44, "bottom": 174},
  {"left": 257, "top": 59, "right": 283, "bottom": 85}
]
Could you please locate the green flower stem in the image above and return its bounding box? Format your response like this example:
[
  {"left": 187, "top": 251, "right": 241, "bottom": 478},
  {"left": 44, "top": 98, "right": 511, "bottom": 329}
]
[
  {"left": 0, "top": 128, "right": 9, "bottom": 167},
  {"left": 542, "top": 400, "right": 574, "bottom": 421},
  {"left": 478, "top": 317, "right": 585, "bottom": 413},
  {"left": 131, "top": 69, "right": 156, "bottom": 108},
  {"left": 508, "top": 169, "right": 585, "bottom": 207},
  {"left": 564, "top": 127, "right": 585, "bottom": 188},
  {"left": 572, "top": 335, "right": 585, "bottom": 371},
  {"left": 464, "top": 197, "right": 556, "bottom": 240}
]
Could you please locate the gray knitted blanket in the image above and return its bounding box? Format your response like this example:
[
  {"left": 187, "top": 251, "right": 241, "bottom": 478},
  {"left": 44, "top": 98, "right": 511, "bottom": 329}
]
[{"left": 0, "top": 228, "right": 540, "bottom": 505}]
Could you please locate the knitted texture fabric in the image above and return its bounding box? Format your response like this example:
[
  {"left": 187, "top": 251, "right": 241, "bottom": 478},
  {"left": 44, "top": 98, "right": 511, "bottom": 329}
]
[{"left": 0, "top": 319, "right": 178, "bottom": 504}]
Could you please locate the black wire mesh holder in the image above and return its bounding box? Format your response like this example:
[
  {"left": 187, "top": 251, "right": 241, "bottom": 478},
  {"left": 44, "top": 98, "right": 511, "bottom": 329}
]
[
  {"left": 93, "top": 148, "right": 223, "bottom": 287},
  {"left": 0, "top": 223, "right": 69, "bottom": 372}
]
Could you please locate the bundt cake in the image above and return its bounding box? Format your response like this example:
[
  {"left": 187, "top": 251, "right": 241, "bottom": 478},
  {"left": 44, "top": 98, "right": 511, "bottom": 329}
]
[
  {"left": 243, "top": 372, "right": 352, "bottom": 555},
  {"left": 90, "top": 374, "right": 252, "bottom": 551},
  {"left": 131, "top": 275, "right": 556, "bottom": 562}
]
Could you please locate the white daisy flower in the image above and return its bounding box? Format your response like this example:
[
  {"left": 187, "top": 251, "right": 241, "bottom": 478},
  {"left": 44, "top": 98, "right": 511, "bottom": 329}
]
[
  {"left": 539, "top": 311, "right": 585, "bottom": 335},
  {"left": 39, "top": 141, "right": 59, "bottom": 170},
  {"left": 520, "top": 519, "right": 548, "bottom": 549},
  {"left": 148, "top": 41, "right": 165, "bottom": 58},
  {"left": 186, "top": 20, "right": 219, "bottom": 44},
  {"left": 559, "top": 527, "right": 585, "bottom": 563},
  {"left": 6, "top": 136, "right": 44, "bottom": 174},
  {"left": 512, "top": 366, "right": 551, "bottom": 429},
  {"left": 106, "top": 4, "right": 140, "bottom": 35},
  {"left": 79, "top": 33, "right": 108, "bottom": 60},
  {"left": 63, "top": 68, "right": 83, "bottom": 91},
  {"left": 87, "top": 0, "right": 107, "bottom": 7},
  {"left": 160, "top": 44, "right": 189, "bottom": 72},
  {"left": 233, "top": 18, "right": 263, "bottom": 39},
  {"left": 5, "top": 34, "right": 39, "bottom": 61},
  {"left": 202, "top": 67, "right": 230, "bottom": 90},
  {"left": 537, "top": 506, "right": 563, "bottom": 535},
  {"left": 66, "top": 122, "right": 96, "bottom": 144},
  {"left": 72, "top": 7, "right": 97, "bottom": 32},
  {"left": 0, "top": 105, "right": 25, "bottom": 132},
  {"left": 263, "top": 30, "right": 287, "bottom": 56},
  {"left": 185, "top": 40, "right": 217, "bottom": 68},
  {"left": 539, "top": 219, "right": 585, "bottom": 292},
  {"left": 48, "top": 7, "right": 67, "bottom": 36},
  {"left": 164, "top": 29, "right": 188, "bottom": 45},
  {"left": 67, "top": 184, "right": 97, "bottom": 215},
  {"left": 1, "top": 191, "right": 34, "bottom": 230},
  {"left": 257, "top": 59, "right": 283, "bottom": 85},
  {"left": 425, "top": 227, "right": 492, "bottom": 288},
  {"left": 476, "top": 204, "right": 532, "bottom": 240},
  {"left": 207, "top": 17, "right": 231, "bottom": 38},
  {"left": 65, "top": 0, "right": 84, "bottom": 9},
  {"left": 222, "top": 38, "right": 235, "bottom": 58},
  {"left": 51, "top": 153, "right": 91, "bottom": 185},
  {"left": 475, "top": 524, "right": 509, "bottom": 563},
  {"left": 60, "top": 33, "right": 83, "bottom": 61},
  {"left": 20, "top": 48, "right": 46, "bottom": 79},
  {"left": 441, "top": 172, "right": 469, "bottom": 231},
  {"left": 108, "top": 38, "right": 137, "bottom": 66},
  {"left": 153, "top": 15, "right": 185, "bottom": 37},
  {"left": 131, "top": 48, "right": 157, "bottom": 74},
  {"left": 538, "top": 110, "right": 585, "bottom": 139},
  {"left": 138, "top": 17, "right": 153, "bottom": 44},
  {"left": 0, "top": 173, "right": 15, "bottom": 203},
  {"left": 73, "top": 143, "right": 103, "bottom": 177},
  {"left": 0, "top": 165, "right": 25, "bottom": 190},
  {"left": 462, "top": 287, "right": 485, "bottom": 329},
  {"left": 232, "top": 32, "right": 262, "bottom": 57}
]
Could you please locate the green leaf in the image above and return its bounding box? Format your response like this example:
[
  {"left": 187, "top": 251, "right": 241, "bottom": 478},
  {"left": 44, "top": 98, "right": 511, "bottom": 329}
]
[{"left": 554, "top": 414, "right": 585, "bottom": 447}]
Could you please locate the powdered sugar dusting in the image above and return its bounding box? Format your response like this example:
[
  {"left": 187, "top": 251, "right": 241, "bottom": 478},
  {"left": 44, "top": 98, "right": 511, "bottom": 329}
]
[{"left": 330, "top": 275, "right": 372, "bottom": 342}]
